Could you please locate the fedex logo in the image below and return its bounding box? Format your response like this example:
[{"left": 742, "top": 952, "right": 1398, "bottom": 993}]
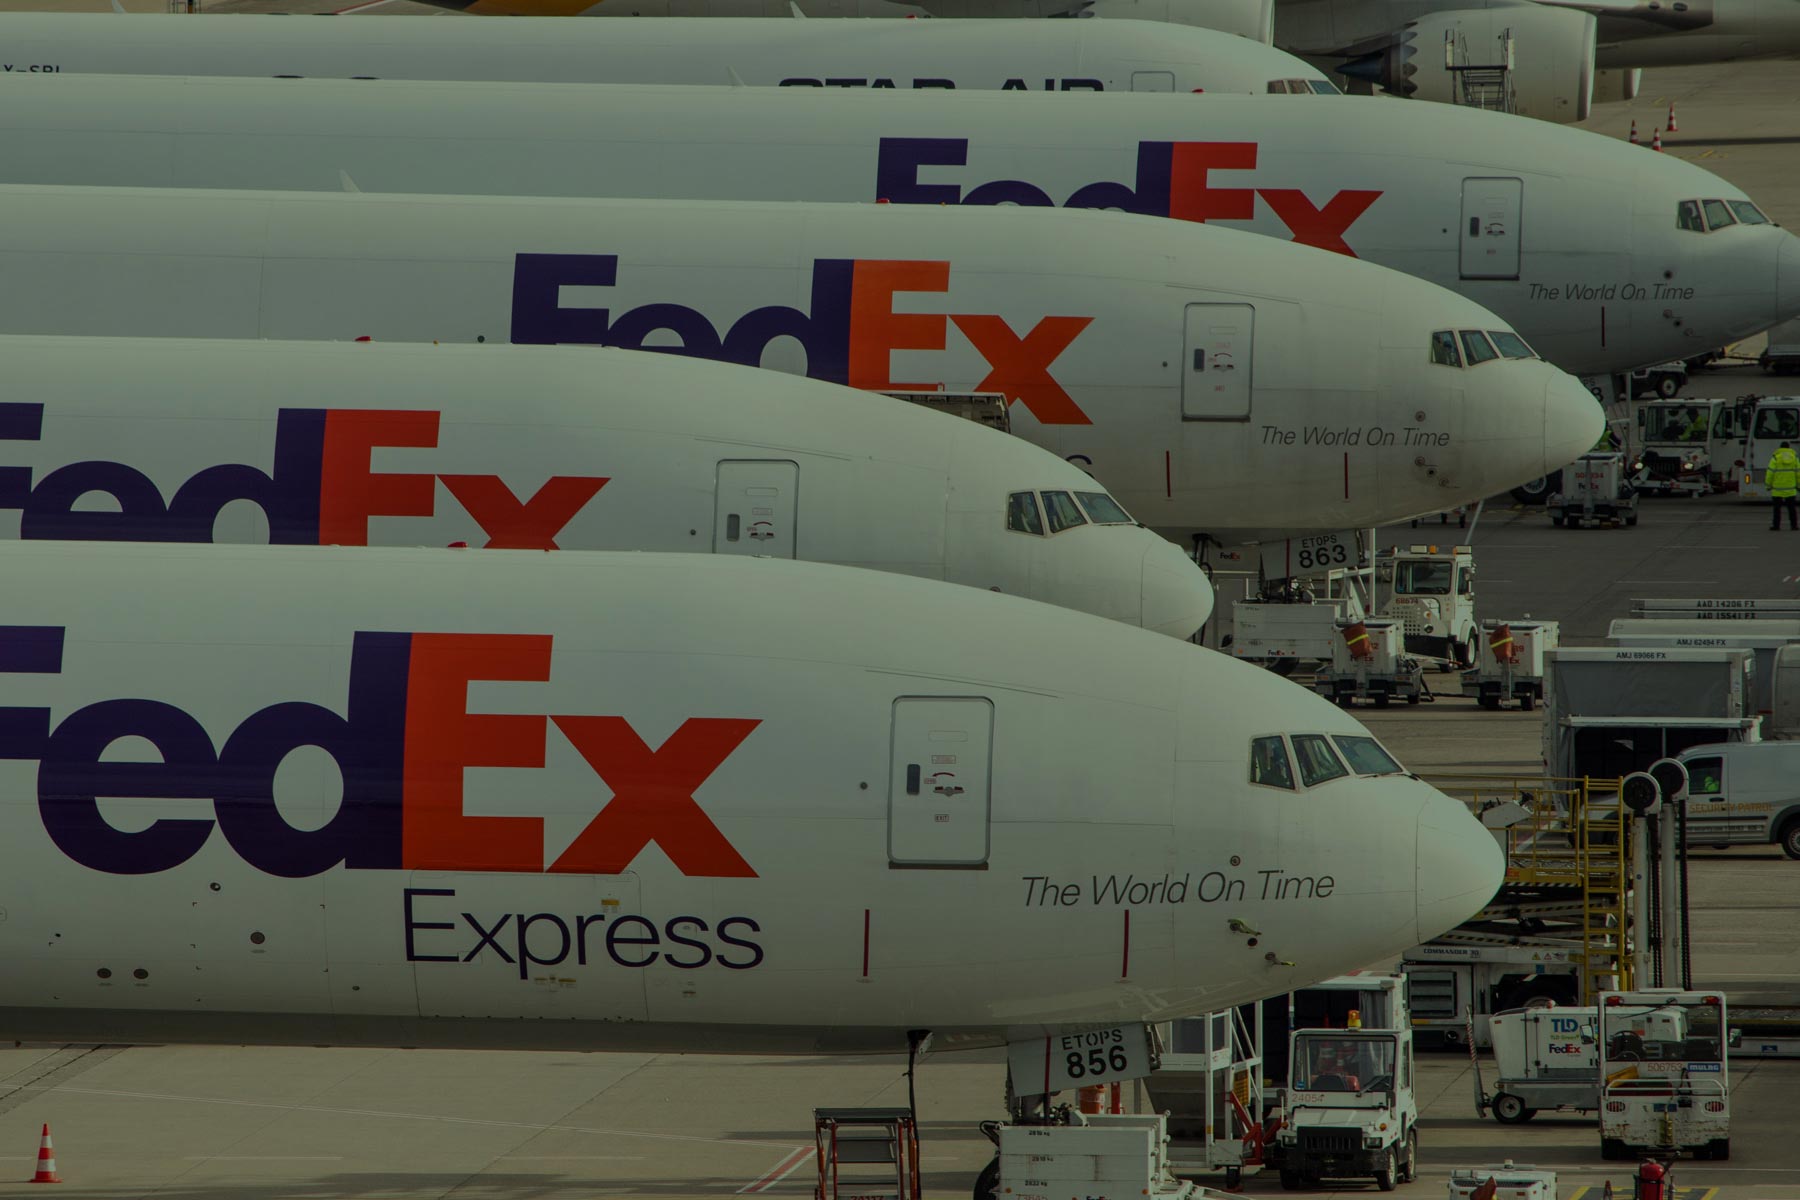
[
  {"left": 509, "top": 253, "right": 1094, "bottom": 425},
  {"left": 875, "top": 138, "right": 1383, "bottom": 257},
  {"left": 0, "top": 402, "right": 606, "bottom": 549},
  {"left": 0, "top": 626, "right": 757, "bottom": 880}
]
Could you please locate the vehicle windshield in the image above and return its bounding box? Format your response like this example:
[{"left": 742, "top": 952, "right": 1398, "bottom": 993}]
[
  {"left": 1644, "top": 405, "right": 1711, "bottom": 443},
  {"left": 1601, "top": 1000, "right": 1724, "bottom": 1064},
  {"left": 1754, "top": 407, "right": 1800, "bottom": 442},
  {"left": 1393, "top": 559, "right": 1452, "bottom": 595},
  {"left": 1332, "top": 735, "right": 1405, "bottom": 776},
  {"left": 1488, "top": 330, "right": 1538, "bottom": 360},
  {"left": 1292, "top": 1034, "right": 1398, "bottom": 1096}
]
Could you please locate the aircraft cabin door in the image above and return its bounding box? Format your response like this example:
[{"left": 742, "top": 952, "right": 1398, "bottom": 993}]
[
  {"left": 889, "top": 697, "right": 993, "bottom": 868},
  {"left": 1460, "top": 177, "right": 1523, "bottom": 280},
  {"left": 1182, "top": 303, "right": 1254, "bottom": 420},
  {"left": 1131, "top": 71, "right": 1176, "bottom": 92},
  {"left": 714, "top": 460, "right": 798, "bottom": 557}
]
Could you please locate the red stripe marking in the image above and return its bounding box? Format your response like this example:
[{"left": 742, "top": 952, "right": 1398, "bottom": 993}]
[
  {"left": 1121, "top": 910, "right": 1131, "bottom": 978},
  {"left": 1165, "top": 450, "right": 1173, "bottom": 499},
  {"left": 861, "top": 909, "right": 870, "bottom": 978},
  {"left": 1042, "top": 1037, "right": 1052, "bottom": 1095},
  {"left": 738, "top": 1146, "right": 814, "bottom": 1194}
]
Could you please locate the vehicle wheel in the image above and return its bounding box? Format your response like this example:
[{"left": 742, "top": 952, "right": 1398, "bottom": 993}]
[
  {"left": 1457, "top": 633, "right": 1477, "bottom": 670},
  {"left": 1492, "top": 1092, "right": 1533, "bottom": 1124},
  {"left": 1280, "top": 1168, "right": 1303, "bottom": 1191},
  {"left": 1520, "top": 692, "right": 1536, "bottom": 712},
  {"left": 1399, "top": 1129, "right": 1419, "bottom": 1183},
  {"left": 1227, "top": 1166, "right": 1243, "bottom": 1189},
  {"left": 1406, "top": 691, "right": 1421, "bottom": 705},
  {"left": 1481, "top": 695, "right": 1500, "bottom": 710},
  {"left": 974, "top": 1157, "right": 1000, "bottom": 1200},
  {"left": 1625, "top": 513, "right": 1640, "bottom": 526},
  {"left": 1270, "top": 658, "right": 1298, "bottom": 677},
  {"left": 1511, "top": 474, "right": 1554, "bottom": 505},
  {"left": 1374, "top": 691, "right": 1391, "bottom": 708},
  {"left": 1780, "top": 818, "right": 1800, "bottom": 860},
  {"left": 1657, "top": 375, "right": 1681, "bottom": 398},
  {"left": 1600, "top": 1137, "right": 1629, "bottom": 1161},
  {"left": 1374, "top": 1146, "right": 1398, "bottom": 1191},
  {"left": 1708, "top": 1138, "right": 1730, "bottom": 1161}
]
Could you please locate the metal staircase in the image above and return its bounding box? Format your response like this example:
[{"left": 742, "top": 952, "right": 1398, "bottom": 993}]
[{"left": 1443, "top": 29, "right": 1516, "bottom": 114}]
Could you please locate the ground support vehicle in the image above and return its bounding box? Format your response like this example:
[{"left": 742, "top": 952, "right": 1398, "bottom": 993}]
[
  {"left": 1380, "top": 544, "right": 1477, "bottom": 666},
  {"left": 1631, "top": 361, "right": 1689, "bottom": 399},
  {"left": 1597, "top": 989, "right": 1732, "bottom": 1161},
  {"left": 1736, "top": 395, "right": 1800, "bottom": 501},
  {"left": 1760, "top": 318, "right": 1800, "bottom": 374},
  {"left": 1548, "top": 452, "right": 1638, "bottom": 528},
  {"left": 1675, "top": 741, "right": 1800, "bottom": 857},
  {"left": 1465, "top": 619, "right": 1558, "bottom": 711},
  {"left": 1230, "top": 599, "right": 1350, "bottom": 676},
  {"left": 1478, "top": 1006, "right": 1600, "bottom": 1123},
  {"left": 1271, "top": 1024, "right": 1418, "bottom": 1191},
  {"left": 1632, "top": 400, "right": 1718, "bottom": 496},
  {"left": 1316, "top": 619, "right": 1425, "bottom": 707},
  {"left": 1150, "top": 975, "right": 1408, "bottom": 1182},
  {"left": 1705, "top": 396, "right": 1758, "bottom": 492},
  {"left": 1447, "top": 1162, "right": 1557, "bottom": 1200},
  {"left": 1608, "top": 617, "right": 1800, "bottom": 715},
  {"left": 994, "top": 1114, "right": 1204, "bottom": 1200}
]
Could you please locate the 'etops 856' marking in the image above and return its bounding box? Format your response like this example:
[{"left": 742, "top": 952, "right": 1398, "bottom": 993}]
[
  {"left": 0, "top": 626, "right": 760, "bottom": 880},
  {"left": 874, "top": 138, "right": 1383, "bottom": 257},
  {"left": 0, "top": 401, "right": 607, "bottom": 548},
  {"left": 510, "top": 253, "right": 1095, "bottom": 424}
]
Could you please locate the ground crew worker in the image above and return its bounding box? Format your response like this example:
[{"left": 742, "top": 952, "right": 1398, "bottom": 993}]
[
  {"left": 1767, "top": 440, "right": 1800, "bottom": 530},
  {"left": 1681, "top": 406, "right": 1708, "bottom": 442}
]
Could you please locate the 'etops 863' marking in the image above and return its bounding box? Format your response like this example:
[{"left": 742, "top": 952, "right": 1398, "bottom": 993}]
[
  {"left": 0, "top": 625, "right": 760, "bottom": 880},
  {"left": 509, "top": 253, "right": 1095, "bottom": 424},
  {"left": 0, "top": 401, "right": 607, "bottom": 548}
]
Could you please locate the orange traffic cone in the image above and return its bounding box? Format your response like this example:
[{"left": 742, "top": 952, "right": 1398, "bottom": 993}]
[
  {"left": 1667, "top": 101, "right": 1679, "bottom": 133},
  {"left": 30, "top": 1124, "right": 61, "bottom": 1184},
  {"left": 1629, "top": 119, "right": 1639, "bottom": 144},
  {"left": 1652, "top": 128, "right": 1664, "bottom": 152}
]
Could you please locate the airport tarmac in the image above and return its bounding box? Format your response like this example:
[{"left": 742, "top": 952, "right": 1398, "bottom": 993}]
[{"left": 0, "top": 41, "right": 1795, "bottom": 1200}]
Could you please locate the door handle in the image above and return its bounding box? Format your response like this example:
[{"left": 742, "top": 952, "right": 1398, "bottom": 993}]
[
  {"left": 1470, "top": 217, "right": 1480, "bottom": 237},
  {"left": 726, "top": 513, "right": 740, "bottom": 542},
  {"left": 906, "top": 764, "right": 920, "bottom": 795}
]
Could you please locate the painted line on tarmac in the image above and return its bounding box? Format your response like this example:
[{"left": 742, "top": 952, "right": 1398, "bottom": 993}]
[
  {"left": 51, "top": 1085, "right": 784, "bottom": 1150},
  {"left": 737, "top": 1145, "right": 815, "bottom": 1194},
  {"left": 183, "top": 1156, "right": 345, "bottom": 1161}
]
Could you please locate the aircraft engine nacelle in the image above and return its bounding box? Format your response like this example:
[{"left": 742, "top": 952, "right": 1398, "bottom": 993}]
[
  {"left": 1085, "top": 0, "right": 1276, "bottom": 44},
  {"left": 1339, "top": 5, "right": 1596, "bottom": 124},
  {"left": 1592, "top": 67, "right": 1644, "bottom": 103}
]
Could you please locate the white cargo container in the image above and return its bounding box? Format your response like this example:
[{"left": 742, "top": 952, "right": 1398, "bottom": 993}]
[
  {"left": 998, "top": 1115, "right": 1200, "bottom": 1200},
  {"left": 1466, "top": 619, "right": 1559, "bottom": 711},
  {"left": 1482, "top": 1007, "right": 1600, "bottom": 1122},
  {"left": 1447, "top": 1162, "right": 1557, "bottom": 1200}
]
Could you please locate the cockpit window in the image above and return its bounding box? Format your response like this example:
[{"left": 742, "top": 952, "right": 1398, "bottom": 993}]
[
  {"left": 1702, "top": 199, "right": 1737, "bottom": 231},
  {"left": 1041, "top": 490, "right": 1089, "bottom": 533},
  {"left": 1250, "top": 735, "right": 1295, "bottom": 790},
  {"left": 1459, "top": 330, "right": 1499, "bottom": 366},
  {"left": 1309, "top": 79, "right": 1341, "bottom": 95},
  {"left": 1729, "top": 200, "right": 1770, "bottom": 225},
  {"left": 1332, "top": 735, "right": 1404, "bottom": 776},
  {"left": 1075, "top": 491, "right": 1134, "bottom": 524},
  {"left": 1677, "top": 200, "right": 1705, "bottom": 232},
  {"left": 1488, "top": 331, "right": 1537, "bottom": 360},
  {"left": 1430, "top": 331, "right": 1461, "bottom": 367},
  {"left": 1007, "top": 490, "right": 1045, "bottom": 535},
  {"left": 1291, "top": 735, "right": 1349, "bottom": 787}
]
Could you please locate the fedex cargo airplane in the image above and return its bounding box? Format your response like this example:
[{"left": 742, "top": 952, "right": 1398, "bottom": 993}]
[
  {"left": 0, "top": 77, "right": 1786, "bottom": 378},
  {"left": 0, "top": 336, "right": 1211, "bottom": 637},
  {"left": 0, "top": 542, "right": 1503, "bottom": 1051},
  {"left": 0, "top": 13, "right": 1337, "bottom": 95},
  {"left": 0, "top": 187, "right": 1596, "bottom": 545}
]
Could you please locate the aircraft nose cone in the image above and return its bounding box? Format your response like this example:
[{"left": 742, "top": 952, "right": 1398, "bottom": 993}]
[
  {"left": 1778, "top": 232, "right": 1800, "bottom": 325},
  {"left": 1415, "top": 792, "right": 1505, "bottom": 944},
  {"left": 1545, "top": 370, "right": 1605, "bottom": 471},
  {"left": 1141, "top": 538, "right": 1214, "bottom": 639}
]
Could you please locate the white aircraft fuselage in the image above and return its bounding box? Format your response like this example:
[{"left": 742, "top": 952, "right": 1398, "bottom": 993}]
[
  {"left": 0, "top": 77, "right": 1784, "bottom": 379},
  {"left": 0, "top": 187, "right": 1594, "bottom": 545},
  {"left": 0, "top": 543, "right": 1503, "bottom": 1053},
  {"left": 0, "top": 336, "right": 1211, "bottom": 637}
]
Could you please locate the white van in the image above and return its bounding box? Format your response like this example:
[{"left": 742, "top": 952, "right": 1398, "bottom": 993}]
[{"left": 1678, "top": 742, "right": 1800, "bottom": 858}]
